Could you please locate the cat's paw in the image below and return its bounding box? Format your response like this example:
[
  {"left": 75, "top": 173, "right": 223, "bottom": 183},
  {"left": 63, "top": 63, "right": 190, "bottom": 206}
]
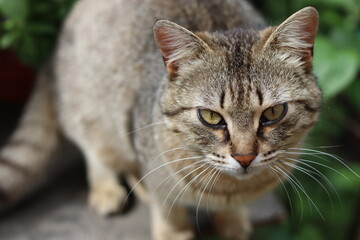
[
  {"left": 88, "top": 184, "right": 127, "bottom": 216},
  {"left": 153, "top": 227, "right": 194, "bottom": 240}
]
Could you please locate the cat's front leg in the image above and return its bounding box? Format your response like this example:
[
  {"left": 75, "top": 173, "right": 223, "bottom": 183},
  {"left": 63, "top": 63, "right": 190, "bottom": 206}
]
[
  {"left": 150, "top": 200, "right": 194, "bottom": 240},
  {"left": 85, "top": 148, "right": 128, "bottom": 216},
  {"left": 212, "top": 207, "right": 252, "bottom": 240}
]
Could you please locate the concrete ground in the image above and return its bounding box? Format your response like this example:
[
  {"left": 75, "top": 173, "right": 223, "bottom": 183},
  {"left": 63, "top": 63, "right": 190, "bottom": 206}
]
[{"left": 0, "top": 167, "right": 285, "bottom": 240}]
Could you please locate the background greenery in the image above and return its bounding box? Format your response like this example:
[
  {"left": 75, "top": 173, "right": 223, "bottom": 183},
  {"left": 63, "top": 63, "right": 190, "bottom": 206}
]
[
  {"left": 1, "top": 0, "right": 359, "bottom": 239},
  {"left": 0, "top": 0, "right": 74, "bottom": 67}
]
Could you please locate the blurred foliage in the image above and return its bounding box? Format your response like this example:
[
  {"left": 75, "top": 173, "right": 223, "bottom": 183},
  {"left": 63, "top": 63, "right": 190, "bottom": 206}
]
[
  {"left": 1, "top": 0, "right": 360, "bottom": 239},
  {"left": 0, "top": 0, "right": 75, "bottom": 67}
]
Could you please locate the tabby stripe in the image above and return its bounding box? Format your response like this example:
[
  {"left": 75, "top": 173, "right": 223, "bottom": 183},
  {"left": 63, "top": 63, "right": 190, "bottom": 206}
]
[
  {"left": 294, "top": 100, "right": 320, "bottom": 113},
  {"left": 262, "top": 157, "right": 275, "bottom": 163},
  {"left": 0, "top": 186, "right": 9, "bottom": 203},
  {"left": 162, "top": 107, "right": 192, "bottom": 117},
  {"left": 220, "top": 91, "right": 225, "bottom": 109},
  {"left": 300, "top": 121, "right": 316, "bottom": 130},
  {"left": 256, "top": 88, "right": 263, "bottom": 105},
  {"left": 0, "top": 156, "right": 29, "bottom": 175},
  {"left": 264, "top": 150, "right": 275, "bottom": 157},
  {"left": 171, "top": 128, "right": 183, "bottom": 134}
]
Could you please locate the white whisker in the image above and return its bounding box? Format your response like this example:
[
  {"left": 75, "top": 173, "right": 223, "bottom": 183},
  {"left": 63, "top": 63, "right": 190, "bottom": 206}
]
[
  {"left": 276, "top": 164, "right": 324, "bottom": 220},
  {"left": 285, "top": 157, "right": 343, "bottom": 205},
  {"left": 301, "top": 145, "right": 344, "bottom": 149},
  {"left": 195, "top": 167, "right": 218, "bottom": 235},
  {"left": 163, "top": 163, "right": 206, "bottom": 208},
  {"left": 152, "top": 160, "right": 207, "bottom": 194},
  {"left": 206, "top": 168, "right": 222, "bottom": 216},
  {"left": 268, "top": 166, "right": 294, "bottom": 217},
  {"left": 273, "top": 165, "right": 303, "bottom": 221},
  {"left": 288, "top": 148, "right": 359, "bottom": 178},
  {"left": 125, "top": 121, "right": 165, "bottom": 136},
  {"left": 281, "top": 160, "right": 334, "bottom": 212},
  {"left": 124, "top": 155, "right": 203, "bottom": 207},
  {"left": 285, "top": 156, "right": 352, "bottom": 183},
  {"left": 166, "top": 164, "right": 210, "bottom": 217}
]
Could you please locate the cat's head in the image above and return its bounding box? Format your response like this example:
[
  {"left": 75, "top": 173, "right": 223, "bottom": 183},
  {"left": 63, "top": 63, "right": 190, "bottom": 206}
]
[{"left": 154, "top": 7, "right": 321, "bottom": 179}]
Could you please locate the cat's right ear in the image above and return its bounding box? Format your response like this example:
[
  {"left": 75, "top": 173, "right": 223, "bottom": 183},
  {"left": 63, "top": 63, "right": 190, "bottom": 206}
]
[{"left": 153, "top": 20, "right": 209, "bottom": 79}]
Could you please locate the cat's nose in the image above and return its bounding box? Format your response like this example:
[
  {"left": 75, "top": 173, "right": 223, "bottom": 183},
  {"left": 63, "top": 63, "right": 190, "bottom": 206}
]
[{"left": 232, "top": 154, "right": 256, "bottom": 168}]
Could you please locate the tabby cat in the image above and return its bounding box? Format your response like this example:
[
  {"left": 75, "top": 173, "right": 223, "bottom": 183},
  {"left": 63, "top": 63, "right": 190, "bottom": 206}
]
[{"left": 0, "top": 0, "right": 321, "bottom": 239}]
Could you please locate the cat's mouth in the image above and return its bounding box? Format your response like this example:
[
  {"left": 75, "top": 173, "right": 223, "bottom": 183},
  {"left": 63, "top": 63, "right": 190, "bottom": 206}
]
[
  {"left": 236, "top": 164, "right": 266, "bottom": 179},
  {"left": 209, "top": 152, "right": 279, "bottom": 180},
  {"left": 215, "top": 159, "right": 265, "bottom": 180}
]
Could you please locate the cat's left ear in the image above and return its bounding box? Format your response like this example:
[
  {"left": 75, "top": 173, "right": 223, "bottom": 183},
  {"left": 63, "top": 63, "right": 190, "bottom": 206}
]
[
  {"left": 153, "top": 20, "right": 210, "bottom": 79},
  {"left": 261, "top": 7, "right": 319, "bottom": 70}
]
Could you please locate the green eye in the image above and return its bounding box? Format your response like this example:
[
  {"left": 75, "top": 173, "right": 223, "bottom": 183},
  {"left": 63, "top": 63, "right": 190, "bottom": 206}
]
[
  {"left": 261, "top": 103, "right": 288, "bottom": 126},
  {"left": 197, "top": 109, "right": 226, "bottom": 128}
]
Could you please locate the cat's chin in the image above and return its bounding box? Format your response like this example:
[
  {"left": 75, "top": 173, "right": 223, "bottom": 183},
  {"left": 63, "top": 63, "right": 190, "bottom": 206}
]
[{"left": 223, "top": 166, "right": 265, "bottom": 180}]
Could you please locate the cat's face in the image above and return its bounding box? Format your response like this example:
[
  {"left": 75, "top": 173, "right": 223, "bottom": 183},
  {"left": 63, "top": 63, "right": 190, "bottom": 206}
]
[{"left": 155, "top": 7, "right": 321, "bottom": 180}]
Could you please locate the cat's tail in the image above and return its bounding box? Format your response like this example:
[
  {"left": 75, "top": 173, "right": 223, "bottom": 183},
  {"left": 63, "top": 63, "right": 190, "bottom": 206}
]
[{"left": 0, "top": 64, "right": 59, "bottom": 211}]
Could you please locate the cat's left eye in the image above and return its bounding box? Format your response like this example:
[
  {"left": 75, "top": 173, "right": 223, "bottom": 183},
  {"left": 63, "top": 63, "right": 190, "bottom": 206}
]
[
  {"left": 260, "top": 103, "right": 288, "bottom": 126},
  {"left": 197, "top": 109, "right": 226, "bottom": 128}
]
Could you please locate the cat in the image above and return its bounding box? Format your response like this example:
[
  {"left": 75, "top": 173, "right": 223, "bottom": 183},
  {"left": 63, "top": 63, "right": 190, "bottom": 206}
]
[{"left": 0, "top": 0, "right": 321, "bottom": 239}]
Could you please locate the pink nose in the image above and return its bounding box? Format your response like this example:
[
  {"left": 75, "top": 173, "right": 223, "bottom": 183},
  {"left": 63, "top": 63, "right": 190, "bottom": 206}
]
[{"left": 233, "top": 154, "right": 256, "bottom": 168}]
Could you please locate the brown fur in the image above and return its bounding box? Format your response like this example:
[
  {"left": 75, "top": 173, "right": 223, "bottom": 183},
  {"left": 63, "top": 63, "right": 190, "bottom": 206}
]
[{"left": 0, "top": 1, "right": 320, "bottom": 239}]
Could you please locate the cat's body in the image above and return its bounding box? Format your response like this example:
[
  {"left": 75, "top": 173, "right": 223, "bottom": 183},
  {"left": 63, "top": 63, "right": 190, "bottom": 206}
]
[{"left": 0, "top": 0, "right": 321, "bottom": 239}]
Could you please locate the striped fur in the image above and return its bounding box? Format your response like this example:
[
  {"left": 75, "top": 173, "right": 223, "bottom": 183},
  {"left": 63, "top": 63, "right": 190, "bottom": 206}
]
[
  {"left": 0, "top": 1, "right": 321, "bottom": 240},
  {"left": 0, "top": 66, "right": 58, "bottom": 208}
]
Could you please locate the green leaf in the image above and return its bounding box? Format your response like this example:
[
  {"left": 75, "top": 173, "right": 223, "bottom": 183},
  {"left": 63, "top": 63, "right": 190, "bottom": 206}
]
[
  {"left": 313, "top": 36, "right": 359, "bottom": 100},
  {"left": 3, "top": 19, "right": 16, "bottom": 30},
  {"left": 297, "top": 224, "right": 324, "bottom": 240},
  {"left": 330, "top": 163, "right": 360, "bottom": 191},
  {"left": 0, "top": 30, "right": 20, "bottom": 48},
  {"left": 27, "top": 22, "right": 56, "bottom": 35},
  {"left": 345, "top": 80, "right": 360, "bottom": 112},
  {"left": 320, "top": 0, "right": 358, "bottom": 10},
  {"left": 0, "top": 0, "right": 28, "bottom": 21},
  {"left": 17, "top": 33, "right": 37, "bottom": 64}
]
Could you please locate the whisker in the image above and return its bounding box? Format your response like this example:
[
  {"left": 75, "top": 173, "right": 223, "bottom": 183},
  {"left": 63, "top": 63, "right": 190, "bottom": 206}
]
[
  {"left": 166, "top": 164, "right": 210, "bottom": 217},
  {"left": 273, "top": 165, "right": 304, "bottom": 222},
  {"left": 163, "top": 163, "right": 207, "bottom": 209},
  {"left": 125, "top": 121, "right": 165, "bottom": 136},
  {"left": 285, "top": 157, "right": 343, "bottom": 205},
  {"left": 194, "top": 167, "right": 218, "bottom": 234},
  {"left": 268, "top": 166, "right": 294, "bottom": 217},
  {"left": 281, "top": 160, "right": 334, "bottom": 213},
  {"left": 124, "top": 155, "right": 203, "bottom": 207},
  {"left": 283, "top": 156, "right": 352, "bottom": 183},
  {"left": 150, "top": 147, "right": 201, "bottom": 163},
  {"left": 276, "top": 164, "right": 325, "bottom": 221},
  {"left": 177, "top": 164, "right": 213, "bottom": 205},
  {"left": 152, "top": 160, "right": 207, "bottom": 194},
  {"left": 277, "top": 164, "right": 312, "bottom": 209},
  {"left": 206, "top": 168, "right": 222, "bottom": 217},
  {"left": 283, "top": 151, "right": 333, "bottom": 160},
  {"left": 288, "top": 148, "right": 359, "bottom": 178},
  {"left": 300, "top": 145, "right": 344, "bottom": 149}
]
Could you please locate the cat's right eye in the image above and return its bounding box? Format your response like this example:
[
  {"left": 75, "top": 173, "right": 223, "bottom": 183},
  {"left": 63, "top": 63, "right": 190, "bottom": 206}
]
[{"left": 197, "top": 109, "right": 226, "bottom": 129}]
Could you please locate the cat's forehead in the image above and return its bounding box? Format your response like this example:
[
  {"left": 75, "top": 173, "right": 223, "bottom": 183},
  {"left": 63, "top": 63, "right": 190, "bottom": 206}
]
[
  {"left": 196, "top": 57, "right": 288, "bottom": 107},
  {"left": 181, "top": 30, "right": 314, "bottom": 109}
]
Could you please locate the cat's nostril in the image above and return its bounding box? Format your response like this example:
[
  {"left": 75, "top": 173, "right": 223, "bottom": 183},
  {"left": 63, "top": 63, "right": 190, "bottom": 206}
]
[{"left": 232, "top": 154, "right": 256, "bottom": 169}]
